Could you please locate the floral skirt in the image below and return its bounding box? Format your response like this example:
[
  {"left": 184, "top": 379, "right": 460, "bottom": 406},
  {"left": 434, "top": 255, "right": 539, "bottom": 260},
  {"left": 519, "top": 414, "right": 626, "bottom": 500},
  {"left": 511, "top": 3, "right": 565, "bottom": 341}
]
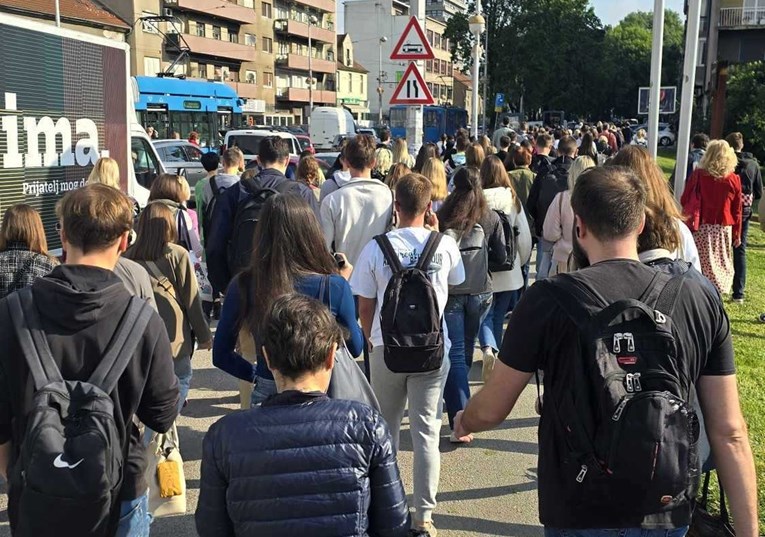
[{"left": 693, "top": 223, "right": 734, "bottom": 295}]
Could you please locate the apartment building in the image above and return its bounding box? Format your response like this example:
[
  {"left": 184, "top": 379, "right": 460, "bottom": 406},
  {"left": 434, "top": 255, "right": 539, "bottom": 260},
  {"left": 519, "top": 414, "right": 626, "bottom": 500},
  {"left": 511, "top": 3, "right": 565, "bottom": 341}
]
[
  {"left": 695, "top": 0, "right": 765, "bottom": 135},
  {"left": 424, "top": 0, "right": 467, "bottom": 22},
  {"left": 424, "top": 17, "right": 454, "bottom": 106},
  {"left": 102, "top": 0, "right": 283, "bottom": 124},
  {"left": 336, "top": 34, "right": 371, "bottom": 125},
  {"left": 273, "top": 0, "right": 337, "bottom": 124}
]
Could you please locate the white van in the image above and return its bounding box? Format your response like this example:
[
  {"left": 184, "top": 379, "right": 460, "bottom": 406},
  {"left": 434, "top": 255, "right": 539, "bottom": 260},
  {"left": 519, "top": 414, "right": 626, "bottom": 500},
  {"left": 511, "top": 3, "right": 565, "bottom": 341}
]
[{"left": 310, "top": 107, "right": 357, "bottom": 151}]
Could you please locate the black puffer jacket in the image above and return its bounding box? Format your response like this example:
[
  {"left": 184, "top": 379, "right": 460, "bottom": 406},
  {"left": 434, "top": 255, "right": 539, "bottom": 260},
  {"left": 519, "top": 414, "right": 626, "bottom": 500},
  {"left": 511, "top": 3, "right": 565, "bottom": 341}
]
[{"left": 196, "top": 391, "right": 410, "bottom": 537}]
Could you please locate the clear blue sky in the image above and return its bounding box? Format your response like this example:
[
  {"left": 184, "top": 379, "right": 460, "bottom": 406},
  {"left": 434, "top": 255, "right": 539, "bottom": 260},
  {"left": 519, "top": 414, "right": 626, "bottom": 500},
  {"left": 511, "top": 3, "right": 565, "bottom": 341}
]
[{"left": 592, "top": 0, "right": 685, "bottom": 26}]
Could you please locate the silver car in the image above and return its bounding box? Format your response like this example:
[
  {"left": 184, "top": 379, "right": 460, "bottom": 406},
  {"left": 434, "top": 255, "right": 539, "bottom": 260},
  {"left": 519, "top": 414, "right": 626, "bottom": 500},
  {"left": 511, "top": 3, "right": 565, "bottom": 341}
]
[{"left": 152, "top": 140, "right": 211, "bottom": 187}]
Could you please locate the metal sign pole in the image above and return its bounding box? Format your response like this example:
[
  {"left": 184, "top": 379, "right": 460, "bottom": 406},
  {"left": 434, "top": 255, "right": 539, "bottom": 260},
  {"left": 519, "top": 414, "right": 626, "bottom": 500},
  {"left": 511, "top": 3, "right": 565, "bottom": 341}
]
[{"left": 647, "top": 0, "right": 665, "bottom": 158}]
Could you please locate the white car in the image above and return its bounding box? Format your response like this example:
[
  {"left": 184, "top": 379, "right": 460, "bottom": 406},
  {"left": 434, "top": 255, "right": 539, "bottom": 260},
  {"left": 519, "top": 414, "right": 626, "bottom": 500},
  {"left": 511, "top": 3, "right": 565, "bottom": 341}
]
[
  {"left": 632, "top": 123, "right": 676, "bottom": 147},
  {"left": 223, "top": 129, "right": 302, "bottom": 165}
]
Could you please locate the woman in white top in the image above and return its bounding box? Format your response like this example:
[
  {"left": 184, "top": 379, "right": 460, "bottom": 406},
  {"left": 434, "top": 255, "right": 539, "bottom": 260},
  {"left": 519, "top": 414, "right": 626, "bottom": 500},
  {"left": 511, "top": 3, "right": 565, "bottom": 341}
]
[
  {"left": 477, "top": 156, "right": 532, "bottom": 381},
  {"left": 608, "top": 146, "right": 701, "bottom": 271},
  {"left": 543, "top": 156, "right": 596, "bottom": 276}
]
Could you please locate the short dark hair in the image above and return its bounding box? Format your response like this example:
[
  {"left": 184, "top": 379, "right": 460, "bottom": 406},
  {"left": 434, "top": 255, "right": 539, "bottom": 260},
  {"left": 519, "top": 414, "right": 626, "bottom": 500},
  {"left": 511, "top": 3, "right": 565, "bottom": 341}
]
[
  {"left": 344, "top": 134, "right": 377, "bottom": 170},
  {"left": 558, "top": 135, "right": 577, "bottom": 157},
  {"left": 502, "top": 116, "right": 510, "bottom": 126},
  {"left": 395, "top": 173, "right": 432, "bottom": 217},
  {"left": 455, "top": 135, "right": 469, "bottom": 152},
  {"left": 692, "top": 133, "right": 710, "bottom": 150},
  {"left": 499, "top": 135, "right": 511, "bottom": 149},
  {"left": 259, "top": 136, "right": 290, "bottom": 165},
  {"left": 380, "top": 129, "right": 391, "bottom": 142},
  {"left": 262, "top": 294, "right": 344, "bottom": 380},
  {"left": 536, "top": 133, "right": 553, "bottom": 148},
  {"left": 571, "top": 166, "right": 646, "bottom": 241},
  {"left": 57, "top": 183, "right": 133, "bottom": 254},
  {"left": 201, "top": 151, "right": 220, "bottom": 172},
  {"left": 725, "top": 132, "right": 744, "bottom": 152}
]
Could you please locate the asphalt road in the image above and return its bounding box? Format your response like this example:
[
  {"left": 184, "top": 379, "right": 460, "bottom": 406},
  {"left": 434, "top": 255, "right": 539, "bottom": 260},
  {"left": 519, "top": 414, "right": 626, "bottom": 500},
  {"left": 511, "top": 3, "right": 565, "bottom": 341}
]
[{"left": 0, "top": 345, "right": 544, "bottom": 537}]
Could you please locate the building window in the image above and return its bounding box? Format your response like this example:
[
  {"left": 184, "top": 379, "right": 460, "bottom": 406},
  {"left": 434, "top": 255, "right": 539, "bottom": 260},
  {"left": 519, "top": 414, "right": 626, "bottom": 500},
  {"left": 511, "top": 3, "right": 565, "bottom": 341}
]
[
  {"left": 262, "top": 2, "right": 272, "bottom": 18},
  {"left": 427, "top": 30, "right": 434, "bottom": 45},
  {"left": 263, "top": 37, "right": 273, "bottom": 53},
  {"left": 264, "top": 72, "right": 274, "bottom": 87},
  {"left": 245, "top": 70, "right": 257, "bottom": 84},
  {"left": 199, "top": 63, "right": 208, "bottom": 78},
  {"left": 229, "top": 29, "right": 239, "bottom": 43},
  {"left": 141, "top": 12, "right": 159, "bottom": 34},
  {"left": 245, "top": 33, "right": 257, "bottom": 47},
  {"left": 698, "top": 38, "right": 707, "bottom": 67},
  {"left": 144, "top": 56, "right": 161, "bottom": 75},
  {"left": 361, "top": 76, "right": 364, "bottom": 94},
  {"left": 242, "top": 0, "right": 254, "bottom": 6},
  {"left": 212, "top": 26, "right": 222, "bottom": 40},
  {"left": 196, "top": 22, "right": 206, "bottom": 38},
  {"left": 426, "top": 60, "right": 433, "bottom": 73}
]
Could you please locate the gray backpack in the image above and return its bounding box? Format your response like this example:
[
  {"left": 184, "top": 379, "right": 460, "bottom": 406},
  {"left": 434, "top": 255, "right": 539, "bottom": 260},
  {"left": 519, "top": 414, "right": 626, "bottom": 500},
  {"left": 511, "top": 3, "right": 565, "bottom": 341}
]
[
  {"left": 7, "top": 289, "right": 153, "bottom": 537},
  {"left": 445, "top": 223, "right": 489, "bottom": 295}
]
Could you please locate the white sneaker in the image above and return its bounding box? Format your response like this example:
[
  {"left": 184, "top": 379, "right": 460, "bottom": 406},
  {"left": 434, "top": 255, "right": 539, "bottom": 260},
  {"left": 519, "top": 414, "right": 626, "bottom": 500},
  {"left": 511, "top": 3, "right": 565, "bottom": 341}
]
[{"left": 481, "top": 348, "right": 496, "bottom": 383}]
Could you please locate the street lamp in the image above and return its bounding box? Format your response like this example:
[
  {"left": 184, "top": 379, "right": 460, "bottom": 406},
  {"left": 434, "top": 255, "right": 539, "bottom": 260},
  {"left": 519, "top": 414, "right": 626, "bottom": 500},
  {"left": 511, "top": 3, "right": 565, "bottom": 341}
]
[
  {"left": 378, "top": 36, "right": 388, "bottom": 127},
  {"left": 307, "top": 14, "right": 319, "bottom": 124},
  {"left": 468, "top": 13, "right": 485, "bottom": 139}
]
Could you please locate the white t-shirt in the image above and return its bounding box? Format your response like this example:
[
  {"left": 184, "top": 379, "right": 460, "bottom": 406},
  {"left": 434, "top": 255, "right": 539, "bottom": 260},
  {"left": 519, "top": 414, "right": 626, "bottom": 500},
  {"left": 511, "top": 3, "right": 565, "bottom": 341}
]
[{"left": 350, "top": 227, "right": 465, "bottom": 348}]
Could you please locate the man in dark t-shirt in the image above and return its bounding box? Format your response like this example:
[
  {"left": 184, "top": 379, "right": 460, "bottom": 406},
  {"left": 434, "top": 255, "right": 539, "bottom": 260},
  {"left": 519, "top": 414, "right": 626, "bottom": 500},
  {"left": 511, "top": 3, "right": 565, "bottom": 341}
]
[{"left": 454, "top": 167, "right": 758, "bottom": 537}]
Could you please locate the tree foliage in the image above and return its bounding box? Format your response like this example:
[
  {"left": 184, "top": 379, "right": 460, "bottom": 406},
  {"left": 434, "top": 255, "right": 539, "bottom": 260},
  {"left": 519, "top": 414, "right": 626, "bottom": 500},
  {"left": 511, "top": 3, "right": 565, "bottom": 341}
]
[{"left": 725, "top": 61, "right": 765, "bottom": 161}]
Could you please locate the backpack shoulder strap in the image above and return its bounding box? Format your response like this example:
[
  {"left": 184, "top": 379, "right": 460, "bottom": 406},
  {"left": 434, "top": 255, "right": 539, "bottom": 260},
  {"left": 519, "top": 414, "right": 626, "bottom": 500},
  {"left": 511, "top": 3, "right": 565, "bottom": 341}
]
[
  {"left": 89, "top": 297, "right": 154, "bottom": 394},
  {"left": 654, "top": 264, "right": 691, "bottom": 316},
  {"left": 240, "top": 175, "right": 260, "bottom": 196},
  {"left": 210, "top": 176, "right": 219, "bottom": 194},
  {"left": 145, "top": 260, "right": 184, "bottom": 310},
  {"left": 374, "top": 234, "right": 404, "bottom": 273},
  {"left": 8, "top": 288, "right": 63, "bottom": 390},
  {"left": 417, "top": 231, "right": 443, "bottom": 271},
  {"left": 546, "top": 273, "right": 609, "bottom": 329}
]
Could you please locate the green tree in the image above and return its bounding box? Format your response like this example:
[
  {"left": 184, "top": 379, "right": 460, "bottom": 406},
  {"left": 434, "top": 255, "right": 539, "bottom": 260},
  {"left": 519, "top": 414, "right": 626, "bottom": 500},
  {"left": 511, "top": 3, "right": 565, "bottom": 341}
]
[{"left": 725, "top": 61, "right": 765, "bottom": 161}]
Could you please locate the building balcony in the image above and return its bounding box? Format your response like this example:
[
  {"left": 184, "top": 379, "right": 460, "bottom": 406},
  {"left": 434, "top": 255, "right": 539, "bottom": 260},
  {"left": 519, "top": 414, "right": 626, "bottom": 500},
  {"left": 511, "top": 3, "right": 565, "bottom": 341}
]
[
  {"left": 290, "top": 0, "right": 335, "bottom": 14},
  {"left": 227, "top": 81, "right": 264, "bottom": 100},
  {"left": 168, "top": 33, "right": 256, "bottom": 63},
  {"left": 166, "top": 0, "right": 258, "bottom": 25},
  {"left": 276, "top": 87, "right": 336, "bottom": 103},
  {"left": 719, "top": 7, "right": 765, "bottom": 29},
  {"left": 275, "top": 53, "right": 336, "bottom": 74},
  {"left": 273, "top": 19, "right": 335, "bottom": 43}
]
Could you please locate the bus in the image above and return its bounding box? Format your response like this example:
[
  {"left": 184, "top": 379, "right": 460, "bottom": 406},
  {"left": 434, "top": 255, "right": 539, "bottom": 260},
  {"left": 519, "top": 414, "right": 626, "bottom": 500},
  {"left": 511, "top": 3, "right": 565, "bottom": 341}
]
[
  {"left": 389, "top": 106, "right": 468, "bottom": 144},
  {"left": 134, "top": 76, "right": 243, "bottom": 149}
]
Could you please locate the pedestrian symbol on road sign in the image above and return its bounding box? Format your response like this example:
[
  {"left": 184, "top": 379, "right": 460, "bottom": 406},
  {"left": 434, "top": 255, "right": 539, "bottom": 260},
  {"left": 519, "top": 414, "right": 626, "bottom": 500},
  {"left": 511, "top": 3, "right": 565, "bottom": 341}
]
[
  {"left": 390, "top": 16, "right": 435, "bottom": 61},
  {"left": 390, "top": 63, "right": 435, "bottom": 106}
]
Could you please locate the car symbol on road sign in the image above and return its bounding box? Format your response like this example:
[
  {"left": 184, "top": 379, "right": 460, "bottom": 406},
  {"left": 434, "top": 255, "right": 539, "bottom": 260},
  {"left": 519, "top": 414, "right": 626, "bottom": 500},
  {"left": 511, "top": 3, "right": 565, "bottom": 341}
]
[{"left": 390, "top": 17, "right": 435, "bottom": 61}]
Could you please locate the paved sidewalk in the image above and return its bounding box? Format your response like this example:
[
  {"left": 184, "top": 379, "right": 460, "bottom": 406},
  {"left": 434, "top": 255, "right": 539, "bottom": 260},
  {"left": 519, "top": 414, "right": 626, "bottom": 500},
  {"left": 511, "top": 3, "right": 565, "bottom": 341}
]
[{"left": 0, "top": 348, "right": 543, "bottom": 537}]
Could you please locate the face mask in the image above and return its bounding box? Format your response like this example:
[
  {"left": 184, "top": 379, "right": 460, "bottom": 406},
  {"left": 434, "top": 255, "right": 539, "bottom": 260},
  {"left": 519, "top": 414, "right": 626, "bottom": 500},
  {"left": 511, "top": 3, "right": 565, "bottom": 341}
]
[{"left": 571, "top": 227, "right": 590, "bottom": 270}]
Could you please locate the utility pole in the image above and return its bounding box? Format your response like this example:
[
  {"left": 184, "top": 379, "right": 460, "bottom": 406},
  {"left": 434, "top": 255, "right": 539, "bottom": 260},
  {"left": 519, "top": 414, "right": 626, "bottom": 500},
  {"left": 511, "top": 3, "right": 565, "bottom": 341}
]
[
  {"left": 405, "top": 0, "right": 424, "bottom": 153},
  {"left": 55, "top": 0, "right": 61, "bottom": 26},
  {"left": 481, "top": 24, "right": 488, "bottom": 135},
  {"left": 378, "top": 36, "right": 387, "bottom": 127},
  {"left": 647, "top": 0, "right": 665, "bottom": 158},
  {"left": 307, "top": 15, "right": 318, "bottom": 125},
  {"left": 674, "top": 0, "right": 702, "bottom": 200}
]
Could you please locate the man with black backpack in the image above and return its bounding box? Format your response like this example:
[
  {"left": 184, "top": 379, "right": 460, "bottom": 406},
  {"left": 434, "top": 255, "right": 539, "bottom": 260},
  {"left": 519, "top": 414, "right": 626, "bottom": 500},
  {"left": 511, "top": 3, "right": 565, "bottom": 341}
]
[
  {"left": 351, "top": 173, "right": 465, "bottom": 537},
  {"left": 206, "top": 137, "right": 318, "bottom": 294},
  {"left": 0, "top": 184, "right": 180, "bottom": 537},
  {"left": 726, "top": 132, "right": 762, "bottom": 305},
  {"left": 527, "top": 135, "right": 577, "bottom": 280},
  {"left": 454, "top": 167, "right": 758, "bottom": 537},
  {"left": 199, "top": 148, "right": 242, "bottom": 245}
]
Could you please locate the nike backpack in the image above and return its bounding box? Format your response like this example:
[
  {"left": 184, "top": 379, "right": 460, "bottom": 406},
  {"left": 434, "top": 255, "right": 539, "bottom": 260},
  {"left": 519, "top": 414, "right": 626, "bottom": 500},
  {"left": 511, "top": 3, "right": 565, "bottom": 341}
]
[
  {"left": 444, "top": 223, "right": 489, "bottom": 295},
  {"left": 541, "top": 267, "right": 701, "bottom": 518},
  {"left": 374, "top": 231, "right": 444, "bottom": 373},
  {"left": 7, "top": 289, "right": 154, "bottom": 537},
  {"left": 227, "top": 176, "right": 299, "bottom": 276}
]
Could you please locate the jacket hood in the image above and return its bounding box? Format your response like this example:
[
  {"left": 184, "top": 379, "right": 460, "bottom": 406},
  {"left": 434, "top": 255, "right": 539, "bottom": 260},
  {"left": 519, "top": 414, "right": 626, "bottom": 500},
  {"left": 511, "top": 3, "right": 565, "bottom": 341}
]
[
  {"left": 332, "top": 170, "right": 353, "bottom": 187},
  {"left": 253, "top": 168, "right": 288, "bottom": 190},
  {"left": 32, "top": 265, "right": 130, "bottom": 331}
]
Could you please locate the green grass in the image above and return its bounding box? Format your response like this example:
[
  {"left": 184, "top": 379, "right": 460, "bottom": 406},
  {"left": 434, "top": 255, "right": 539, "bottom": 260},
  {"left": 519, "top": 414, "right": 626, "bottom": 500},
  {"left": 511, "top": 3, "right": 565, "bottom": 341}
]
[{"left": 658, "top": 150, "right": 765, "bottom": 525}]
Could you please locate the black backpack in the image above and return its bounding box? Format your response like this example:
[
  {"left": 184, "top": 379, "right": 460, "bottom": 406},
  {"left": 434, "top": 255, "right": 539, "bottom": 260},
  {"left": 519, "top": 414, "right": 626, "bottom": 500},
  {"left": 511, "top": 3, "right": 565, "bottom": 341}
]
[
  {"left": 7, "top": 289, "right": 153, "bottom": 536},
  {"left": 444, "top": 223, "right": 489, "bottom": 295},
  {"left": 227, "top": 176, "right": 299, "bottom": 276},
  {"left": 542, "top": 267, "right": 700, "bottom": 517},
  {"left": 374, "top": 231, "right": 444, "bottom": 373},
  {"left": 491, "top": 209, "right": 519, "bottom": 272},
  {"left": 202, "top": 176, "right": 227, "bottom": 244}
]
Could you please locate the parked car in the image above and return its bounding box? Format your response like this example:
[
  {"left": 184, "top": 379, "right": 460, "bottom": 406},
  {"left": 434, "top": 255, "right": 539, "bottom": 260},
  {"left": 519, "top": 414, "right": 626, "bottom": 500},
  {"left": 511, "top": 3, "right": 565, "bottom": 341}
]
[
  {"left": 296, "top": 135, "right": 315, "bottom": 154},
  {"left": 310, "top": 107, "right": 357, "bottom": 151},
  {"left": 223, "top": 129, "right": 302, "bottom": 166},
  {"left": 152, "top": 140, "right": 209, "bottom": 187},
  {"left": 631, "top": 123, "right": 676, "bottom": 147},
  {"left": 315, "top": 152, "right": 341, "bottom": 170}
]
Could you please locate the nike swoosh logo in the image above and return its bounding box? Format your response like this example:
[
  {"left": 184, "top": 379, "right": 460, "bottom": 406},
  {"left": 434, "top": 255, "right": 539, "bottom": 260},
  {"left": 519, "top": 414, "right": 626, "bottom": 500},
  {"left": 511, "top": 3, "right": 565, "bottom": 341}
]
[{"left": 53, "top": 454, "right": 84, "bottom": 469}]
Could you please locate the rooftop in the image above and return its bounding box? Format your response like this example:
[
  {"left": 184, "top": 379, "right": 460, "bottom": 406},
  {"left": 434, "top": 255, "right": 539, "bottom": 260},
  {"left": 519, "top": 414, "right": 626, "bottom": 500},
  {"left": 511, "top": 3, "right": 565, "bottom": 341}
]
[
  {"left": 0, "top": 0, "right": 130, "bottom": 30},
  {"left": 337, "top": 60, "right": 368, "bottom": 74}
]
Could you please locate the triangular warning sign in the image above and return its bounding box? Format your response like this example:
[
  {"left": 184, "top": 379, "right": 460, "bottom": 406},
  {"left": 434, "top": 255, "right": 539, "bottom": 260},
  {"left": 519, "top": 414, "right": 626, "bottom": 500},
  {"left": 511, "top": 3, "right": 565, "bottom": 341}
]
[
  {"left": 390, "top": 16, "right": 435, "bottom": 60},
  {"left": 390, "top": 63, "right": 435, "bottom": 106}
]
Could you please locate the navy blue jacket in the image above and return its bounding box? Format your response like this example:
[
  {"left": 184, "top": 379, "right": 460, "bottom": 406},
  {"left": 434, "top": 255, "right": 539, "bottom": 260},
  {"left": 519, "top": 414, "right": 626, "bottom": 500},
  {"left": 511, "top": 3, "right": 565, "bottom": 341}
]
[
  {"left": 196, "top": 391, "right": 410, "bottom": 537},
  {"left": 205, "top": 168, "right": 320, "bottom": 293}
]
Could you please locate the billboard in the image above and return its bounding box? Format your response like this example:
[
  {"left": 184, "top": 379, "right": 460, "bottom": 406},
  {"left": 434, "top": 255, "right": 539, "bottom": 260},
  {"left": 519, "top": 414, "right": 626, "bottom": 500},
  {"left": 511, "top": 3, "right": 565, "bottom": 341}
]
[{"left": 638, "top": 86, "right": 677, "bottom": 115}]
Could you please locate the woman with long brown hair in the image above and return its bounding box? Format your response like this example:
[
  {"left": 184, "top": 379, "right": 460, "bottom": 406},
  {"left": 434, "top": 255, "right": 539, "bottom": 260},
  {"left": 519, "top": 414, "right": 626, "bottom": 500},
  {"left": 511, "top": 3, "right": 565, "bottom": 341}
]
[
  {"left": 681, "top": 140, "right": 743, "bottom": 296},
  {"left": 0, "top": 204, "right": 58, "bottom": 298},
  {"left": 609, "top": 145, "right": 700, "bottom": 271},
  {"left": 296, "top": 155, "right": 325, "bottom": 200},
  {"left": 413, "top": 143, "right": 438, "bottom": 173},
  {"left": 213, "top": 194, "right": 364, "bottom": 406},
  {"left": 438, "top": 167, "right": 506, "bottom": 441},
  {"left": 149, "top": 173, "right": 204, "bottom": 260},
  {"left": 124, "top": 202, "right": 212, "bottom": 413}
]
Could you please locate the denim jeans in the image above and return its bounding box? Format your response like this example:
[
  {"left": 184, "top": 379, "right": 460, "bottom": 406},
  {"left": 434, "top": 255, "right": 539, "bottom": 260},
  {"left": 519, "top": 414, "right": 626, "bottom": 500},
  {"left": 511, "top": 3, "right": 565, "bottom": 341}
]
[
  {"left": 732, "top": 216, "right": 750, "bottom": 299},
  {"left": 250, "top": 375, "right": 278, "bottom": 407},
  {"left": 116, "top": 490, "right": 152, "bottom": 537},
  {"left": 443, "top": 292, "right": 492, "bottom": 427},
  {"left": 478, "top": 290, "right": 519, "bottom": 352},
  {"left": 544, "top": 527, "right": 688, "bottom": 537},
  {"left": 536, "top": 238, "right": 554, "bottom": 280}
]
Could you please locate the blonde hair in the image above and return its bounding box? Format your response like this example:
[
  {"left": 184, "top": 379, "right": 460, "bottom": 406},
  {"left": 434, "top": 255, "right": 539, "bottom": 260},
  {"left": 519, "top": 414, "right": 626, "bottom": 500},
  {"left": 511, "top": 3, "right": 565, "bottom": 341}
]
[
  {"left": 421, "top": 157, "right": 448, "bottom": 201},
  {"left": 87, "top": 157, "right": 120, "bottom": 189},
  {"left": 374, "top": 147, "right": 393, "bottom": 176},
  {"left": 569, "top": 155, "right": 596, "bottom": 190},
  {"left": 392, "top": 138, "right": 410, "bottom": 165},
  {"left": 178, "top": 175, "right": 191, "bottom": 203},
  {"left": 636, "top": 129, "right": 647, "bottom": 140},
  {"left": 699, "top": 140, "right": 738, "bottom": 179}
]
